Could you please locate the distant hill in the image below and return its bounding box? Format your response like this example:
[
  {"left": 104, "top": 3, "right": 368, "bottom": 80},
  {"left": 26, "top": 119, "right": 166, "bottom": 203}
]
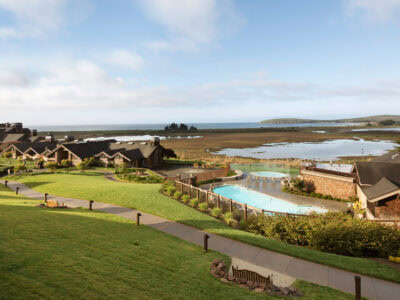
[{"left": 260, "top": 115, "right": 400, "bottom": 124}]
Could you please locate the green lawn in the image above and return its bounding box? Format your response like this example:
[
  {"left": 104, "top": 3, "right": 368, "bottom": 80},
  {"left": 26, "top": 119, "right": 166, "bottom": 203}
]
[
  {"left": 7, "top": 170, "right": 400, "bottom": 284},
  {"left": 0, "top": 185, "right": 358, "bottom": 299}
]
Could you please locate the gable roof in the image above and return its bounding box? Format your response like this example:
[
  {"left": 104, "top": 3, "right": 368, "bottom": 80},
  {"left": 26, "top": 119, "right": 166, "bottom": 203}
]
[
  {"left": 355, "top": 161, "right": 400, "bottom": 186},
  {"left": 362, "top": 177, "right": 400, "bottom": 201},
  {"left": 113, "top": 149, "right": 144, "bottom": 161},
  {"left": 60, "top": 140, "right": 116, "bottom": 159},
  {"left": 1, "top": 133, "right": 26, "bottom": 143},
  {"left": 24, "top": 142, "right": 58, "bottom": 155},
  {"left": 371, "top": 150, "right": 400, "bottom": 164}
]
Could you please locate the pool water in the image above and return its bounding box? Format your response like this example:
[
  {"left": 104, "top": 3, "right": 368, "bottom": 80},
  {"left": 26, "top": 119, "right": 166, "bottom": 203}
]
[
  {"left": 250, "top": 171, "right": 289, "bottom": 178},
  {"left": 213, "top": 185, "right": 327, "bottom": 215}
]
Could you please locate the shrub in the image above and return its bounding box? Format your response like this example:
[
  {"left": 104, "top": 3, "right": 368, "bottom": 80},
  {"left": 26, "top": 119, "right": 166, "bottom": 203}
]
[
  {"left": 223, "top": 212, "right": 234, "bottom": 225},
  {"left": 211, "top": 207, "right": 222, "bottom": 218},
  {"left": 60, "top": 159, "right": 73, "bottom": 168},
  {"left": 190, "top": 198, "right": 199, "bottom": 207},
  {"left": 174, "top": 191, "right": 182, "bottom": 200},
  {"left": 251, "top": 213, "right": 400, "bottom": 258},
  {"left": 181, "top": 195, "right": 190, "bottom": 203},
  {"left": 199, "top": 202, "right": 208, "bottom": 211},
  {"left": 14, "top": 164, "right": 27, "bottom": 172},
  {"left": 2, "top": 151, "right": 12, "bottom": 158},
  {"left": 44, "top": 161, "right": 58, "bottom": 171},
  {"left": 167, "top": 187, "right": 176, "bottom": 196},
  {"left": 291, "top": 178, "right": 305, "bottom": 191},
  {"left": 304, "top": 180, "right": 315, "bottom": 193}
]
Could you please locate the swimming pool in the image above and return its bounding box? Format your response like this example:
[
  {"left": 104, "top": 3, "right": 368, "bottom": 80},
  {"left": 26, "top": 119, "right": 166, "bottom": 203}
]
[
  {"left": 250, "top": 171, "right": 289, "bottom": 178},
  {"left": 213, "top": 185, "right": 327, "bottom": 215}
]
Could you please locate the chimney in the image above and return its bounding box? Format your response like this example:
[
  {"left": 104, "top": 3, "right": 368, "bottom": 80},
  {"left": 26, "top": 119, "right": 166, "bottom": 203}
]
[{"left": 32, "top": 129, "right": 38, "bottom": 136}]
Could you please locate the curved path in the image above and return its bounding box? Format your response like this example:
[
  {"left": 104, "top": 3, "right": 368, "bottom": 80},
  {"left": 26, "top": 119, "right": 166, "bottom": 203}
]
[{"left": 2, "top": 180, "right": 400, "bottom": 300}]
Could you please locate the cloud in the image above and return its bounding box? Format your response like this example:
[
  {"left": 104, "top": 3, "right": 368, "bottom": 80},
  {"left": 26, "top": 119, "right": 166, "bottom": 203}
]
[
  {"left": 0, "top": 0, "right": 91, "bottom": 39},
  {"left": 0, "top": 70, "right": 30, "bottom": 86},
  {"left": 139, "top": 0, "right": 243, "bottom": 52},
  {"left": 345, "top": 0, "right": 400, "bottom": 21},
  {"left": 1, "top": 59, "right": 400, "bottom": 119},
  {"left": 105, "top": 49, "right": 144, "bottom": 71}
]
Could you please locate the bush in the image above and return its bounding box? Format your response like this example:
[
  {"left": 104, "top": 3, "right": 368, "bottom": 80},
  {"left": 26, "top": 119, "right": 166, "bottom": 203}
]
[
  {"left": 44, "top": 161, "right": 58, "bottom": 171},
  {"left": 14, "top": 164, "right": 27, "bottom": 172},
  {"left": 304, "top": 180, "right": 315, "bottom": 193},
  {"left": 190, "top": 198, "right": 199, "bottom": 207},
  {"left": 199, "top": 202, "right": 208, "bottom": 211},
  {"left": 181, "top": 195, "right": 190, "bottom": 203},
  {"left": 174, "top": 191, "right": 183, "bottom": 200},
  {"left": 60, "top": 159, "right": 73, "bottom": 168},
  {"left": 211, "top": 207, "right": 222, "bottom": 218},
  {"left": 292, "top": 178, "right": 305, "bottom": 191},
  {"left": 223, "top": 212, "right": 234, "bottom": 225},
  {"left": 167, "top": 187, "right": 176, "bottom": 196},
  {"left": 250, "top": 213, "right": 400, "bottom": 258},
  {"left": 2, "top": 151, "right": 12, "bottom": 158}
]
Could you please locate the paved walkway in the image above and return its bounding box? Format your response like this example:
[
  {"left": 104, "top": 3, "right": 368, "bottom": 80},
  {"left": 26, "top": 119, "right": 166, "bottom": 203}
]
[{"left": 3, "top": 180, "right": 400, "bottom": 300}]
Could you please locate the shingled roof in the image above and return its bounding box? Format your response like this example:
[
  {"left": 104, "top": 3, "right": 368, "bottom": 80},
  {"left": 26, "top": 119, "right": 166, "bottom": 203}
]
[
  {"left": 362, "top": 177, "right": 400, "bottom": 201},
  {"left": 1, "top": 133, "right": 26, "bottom": 143},
  {"left": 355, "top": 162, "right": 400, "bottom": 186},
  {"left": 24, "top": 142, "right": 58, "bottom": 155},
  {"left": 59, "top": 140, "right": 116, "bottom": 159}
]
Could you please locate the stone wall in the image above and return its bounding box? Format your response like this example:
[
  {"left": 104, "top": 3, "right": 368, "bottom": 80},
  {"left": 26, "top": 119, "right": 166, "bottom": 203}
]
[
  {"left": 195, "top": 165, "right": 230, "bottom": 183},
  {"left": 301, "top": 170, "right": 356, "bottom": 200},
  {"left": 375, "top": 195, "right": 400, "bottom": 218}
]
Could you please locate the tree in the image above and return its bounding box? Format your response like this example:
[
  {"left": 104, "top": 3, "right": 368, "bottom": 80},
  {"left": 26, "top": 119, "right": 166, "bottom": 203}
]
[
  {"left": 189, "top": 125, "right": 197, "bottom": 131},
  {"left": 179, "top": 123, "right": 188, "bottom": 131},
  {"left": 379, "top": 119, "right": 396, "bottom": 126}
]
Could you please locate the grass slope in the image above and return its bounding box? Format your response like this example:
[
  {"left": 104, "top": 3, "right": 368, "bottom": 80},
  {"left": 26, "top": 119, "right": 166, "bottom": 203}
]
[
  {"left": 0, "top": 185, "right": 359, "bottom": 299},
  {"left": 8, "top": 171, "right": 400, "bottom": 284}
]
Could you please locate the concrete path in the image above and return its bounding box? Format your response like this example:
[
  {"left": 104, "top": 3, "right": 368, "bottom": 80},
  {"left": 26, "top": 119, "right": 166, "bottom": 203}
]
[{"left": 3, "top": 180, "right": 400, "bottom": 300}]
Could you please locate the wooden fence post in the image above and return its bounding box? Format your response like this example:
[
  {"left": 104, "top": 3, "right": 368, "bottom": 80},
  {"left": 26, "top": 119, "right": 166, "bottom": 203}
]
[
  {"left": 206, "top": 192, "right": 209, "bottom": 204},
  {"left": 394, "top": 220, "right": 398, "bottom": 230},
  {"left": 137, "top": 213, "right": 142, "bottom": 226},
  {"left": 89, "top": 200, "right": 94, "bottom": 211},
  {"left": 204, "top": 234, "right": 210, "bottom": 252},
  {"left": 4, "top": 180, "right": 8, "bottom": 187},
  {"left": 189, "top": 186, "right": 192, "bottom": 198},
  {"left": 217, "top": 195, "right": 220, "bottom": 208},
  {"left": 230, "top": 200, "right": 233, "bottom": 213},
  {"left": 244, "top": 204, "right": 248, "bottom": 222},
  {"left": 15, "top": 187, "right": 19, "bottom": 195},
  {"left": 355, "top": 276, "right": 361, "bottom": 300},
  {"left": 261, "top": 209, "right": 264, "bottom": 215},
  {"left": 197, "top": 189, "right": 200, "bottom": 200},
  {"left": 44, "top": 193, "right": 48, "bottom": 203}
]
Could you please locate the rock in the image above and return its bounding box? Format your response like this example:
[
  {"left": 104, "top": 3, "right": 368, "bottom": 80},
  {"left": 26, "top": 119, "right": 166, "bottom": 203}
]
[
  {"left": 254, "top": 288, "right": 265, "bottom": 293},
  {"left": 219, "top": 271, "right": 225, "bottom": 277},
  {"left": 211, "top": 259, "right": 220, "bottom": 266},
  {"left": 238, "top": 284, "right": 248, "bottom": 289},
  {"left": 216, "top": 263, "right": 226, "bottom": 271},
  {"left": 282, "top": 287, "right": 290, "bottom": 296},
  {"left": 227, "top": 274, "right": 235, "bottom": 281},
  {"left": 220, "top": 278, "right": 229, "bottom": 284}
]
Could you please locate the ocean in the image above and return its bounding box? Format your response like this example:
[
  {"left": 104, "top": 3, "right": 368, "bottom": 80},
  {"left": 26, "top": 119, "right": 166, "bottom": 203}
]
[{"left": 31, "top": 122, "right": 357, "bottom": 132}]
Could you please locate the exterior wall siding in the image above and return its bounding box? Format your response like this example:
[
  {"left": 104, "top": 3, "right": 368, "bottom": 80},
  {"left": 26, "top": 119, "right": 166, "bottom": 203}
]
[{"left": 302, "top": 173, "right": 357, "bottom": 200}]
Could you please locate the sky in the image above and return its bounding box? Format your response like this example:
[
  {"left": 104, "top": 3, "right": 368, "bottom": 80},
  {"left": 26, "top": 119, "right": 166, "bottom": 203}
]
[{"left": 1, "top": 0, "right": 400, "bottom": 125}]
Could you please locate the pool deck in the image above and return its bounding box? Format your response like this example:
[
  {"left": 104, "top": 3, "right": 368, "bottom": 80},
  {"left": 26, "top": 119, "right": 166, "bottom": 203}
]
[{"left": 204, "top": 175, "right": 348, "bottom": 212}]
